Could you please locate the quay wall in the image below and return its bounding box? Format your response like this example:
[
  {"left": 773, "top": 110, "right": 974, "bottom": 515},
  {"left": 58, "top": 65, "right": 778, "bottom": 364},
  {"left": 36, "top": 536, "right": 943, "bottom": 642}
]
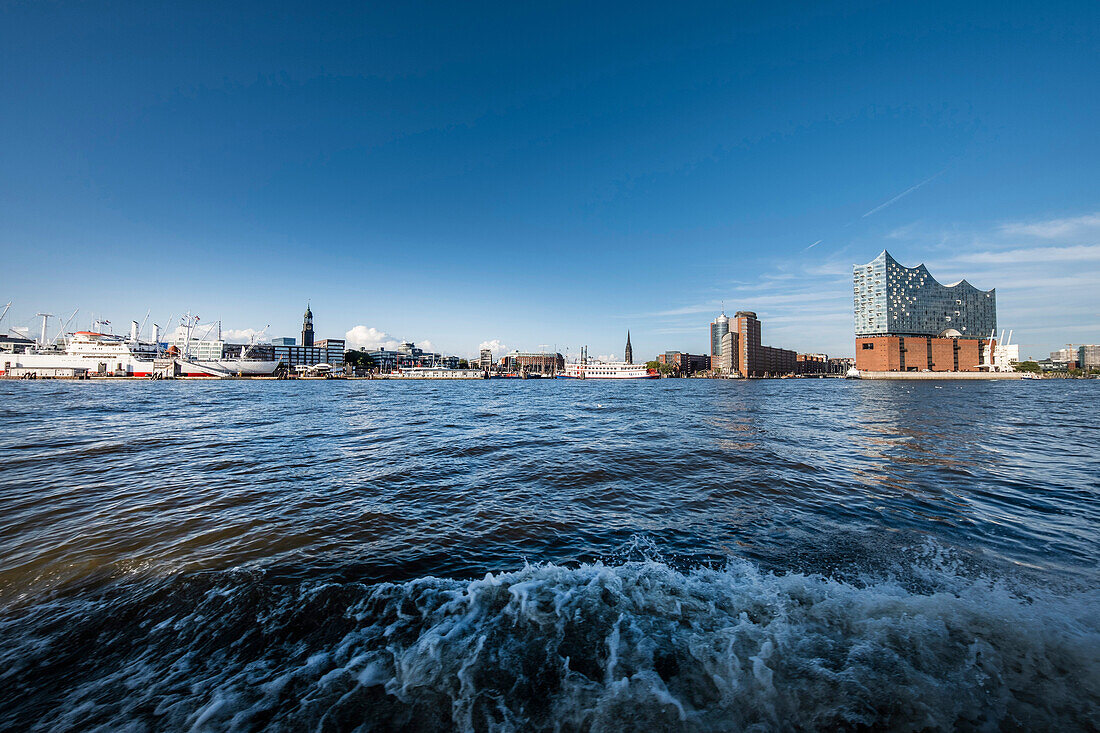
[{"left": 859, "top": 371, "right": 1022, "bottom": 381}]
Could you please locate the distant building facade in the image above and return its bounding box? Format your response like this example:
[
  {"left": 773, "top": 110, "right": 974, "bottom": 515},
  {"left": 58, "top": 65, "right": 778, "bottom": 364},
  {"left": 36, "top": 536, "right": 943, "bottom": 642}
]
[
  {"left": 0, "top": 334, "right": 36, "bottom": 354},
  {"left": 719, "top": 332, "right": 737, "bottom": 374},
  {"left": 624, "top": 331, "right": 633, "bottom": 364},
  {"left": 854, "top": 251, "right": 997, "bottom": 372},
  {"left": 854, "top": 250, "right": 996, "bottom": 339},
  {"left": 795, "top": 353, "right": 829, "bottom": 375},
  {"left": 709, "top": 312, "right": 730, "bottom": 370},
  {"left": 733, "top": 311, "right": 796, "bottom": 377},
  {"left": 479, "top": 348, "right": 493, "bottom": 370},
  {"left": 1050, "top": 347, "right": 1075, "bottom": 364},
  {"left": 857, "top": 336, "right": 990, "bottom": 372},
  {"left": 270, "top": 306, "right": 344, "bottom": 372},
  {"left": 1078, "top": 345, "right": 1100, "bottom": 369},
  {"left": 500, "top": 351, "right": 565, "bottom": 375},
  {"left": 361, "top": 342, "right": 459, "bottom": 373},
  {"left": 658, "top": 351, "right": 710, "bottom": 375}
]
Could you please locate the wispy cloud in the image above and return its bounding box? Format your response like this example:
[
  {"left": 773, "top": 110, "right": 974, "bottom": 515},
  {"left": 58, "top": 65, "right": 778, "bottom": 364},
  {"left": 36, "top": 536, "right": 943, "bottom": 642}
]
[
  {"left": 956, "top": 244, "right": 1100, "bottom": 264},
  {"left": 804, "top": 239, "right": 823, "bottom": 251},
  {"left": 861, "top": 169, "right": 946, "bottom": 219},
  {"left": 999, "top": 213, "right": 1100, "bottom": 239}
]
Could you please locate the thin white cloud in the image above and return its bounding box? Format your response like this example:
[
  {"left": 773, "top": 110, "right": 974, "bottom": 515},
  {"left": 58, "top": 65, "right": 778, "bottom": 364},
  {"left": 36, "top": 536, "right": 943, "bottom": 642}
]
[
  {"left": 956, "top": 245, "right": 1100, "bottom": 264},
  {"left": 999, "top": 213, "right": 1100, "bottom": 240},
  {"left": 861, "top": 169, "right": 946, "bottom": 219},
  {"left": 804, "top": 239, "right": 823, "bottom": 251},
  {"left": 649, "top": 304, "right": 718, "bottom": 317}
]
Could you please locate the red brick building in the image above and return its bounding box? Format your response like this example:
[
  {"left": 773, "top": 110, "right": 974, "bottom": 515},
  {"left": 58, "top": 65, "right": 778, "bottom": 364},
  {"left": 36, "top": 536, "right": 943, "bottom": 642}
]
[
  {"left": 732, "top": 311, "right": 797, "bottom": 377},
  {"left": 855, "top": 336, "right": 990, "bottom": 372}
]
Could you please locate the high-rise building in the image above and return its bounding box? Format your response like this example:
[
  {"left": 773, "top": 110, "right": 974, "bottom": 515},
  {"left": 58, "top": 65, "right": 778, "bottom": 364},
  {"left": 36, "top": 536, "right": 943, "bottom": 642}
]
[
  {"left": 479, "top": 348, "right": 493, "bottom": 370},
  {"left": 854, "top": 251, "right": 998, "bottom": 372},
  {"left": 733, "top": 311, "right": 760, "bottom": 377},
  {"left": 719, "top": 331, "right": 737, "bottom": 374},
  {"left": 624, "top": 331, "right": 633, "bottom": 364},
  {"left": 301, "top": 304, "right": 315, "bottom": 347},
  {"left": 1078, "top": 345, "right": 1100, "bottom": 369},
  {"left": 709, "top": 311, "right": 729, "bottom": 370}
]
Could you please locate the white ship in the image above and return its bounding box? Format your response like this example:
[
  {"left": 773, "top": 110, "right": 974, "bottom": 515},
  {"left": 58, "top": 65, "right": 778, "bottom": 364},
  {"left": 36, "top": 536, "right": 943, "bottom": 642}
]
[
  {"left": 557, "top": 361, "right": 655, "bottom": 379},
  {"left": 2, "top": 315, "right": 281, "bottom": 378}
]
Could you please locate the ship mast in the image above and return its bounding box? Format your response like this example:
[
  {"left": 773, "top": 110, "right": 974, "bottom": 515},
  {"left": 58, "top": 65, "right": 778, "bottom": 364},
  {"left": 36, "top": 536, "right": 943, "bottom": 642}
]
[{"left": 35, "top": 313, "right": 53, "bottom": 347}]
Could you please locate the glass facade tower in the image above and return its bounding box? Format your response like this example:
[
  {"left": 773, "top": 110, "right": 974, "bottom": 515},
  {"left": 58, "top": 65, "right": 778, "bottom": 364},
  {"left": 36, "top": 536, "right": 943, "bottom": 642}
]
[{"left": 854, "top": 251, "right": 996, "bottom": 339}]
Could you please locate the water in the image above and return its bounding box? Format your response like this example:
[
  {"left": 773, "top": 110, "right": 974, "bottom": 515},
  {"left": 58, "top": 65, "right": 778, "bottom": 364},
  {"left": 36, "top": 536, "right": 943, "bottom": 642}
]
[{"left": 0, "top": 379, "right": 1097, "bottom": 730}]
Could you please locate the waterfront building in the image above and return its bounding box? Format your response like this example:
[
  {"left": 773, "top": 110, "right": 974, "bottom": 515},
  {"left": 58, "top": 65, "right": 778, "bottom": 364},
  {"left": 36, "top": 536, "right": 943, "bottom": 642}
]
[
  {"left": 795, "top": 353, "right": 829, "bottom": 375},
  {"left": 360, "top": 342, "right": 459, "bottom": 373},
  {"left": 854, "top": 251, "right": 997, "bottom": 372},
  {"left": 316, "top": 339, "right": 346, "bottom": 372},
  {"left": 499, "top": 351, "right": 565, "bottom": 375},
  {"left": 269, "top": 307, "right": 345, "bottom": 372},
  {"left": 1050, "top": 348, "right": 1076, "bottom": 366},
  {"left": 719, "top": 332, "right": 737, "bottom": 375},
  {"left": 709, "top": 311, "right": 729, "bottom": 370},
  {"left": 854, "top": 251, "right": 996, "bottom": 339},
  {"left": 1078, "top": 345, "right": 1100, "bottom": 369},
  {"left": 828, "top": 357, "right": 855, "bottom": 375},
  {"left": 301, "top": 305, "right": 315, "bottom": 347},
  {"left": 479, "top": 348, "right": 493, "bottom": 370},
  {"left": 733, "top": 311, "right": 796, "bottom": 377},
  {"left": 624, "top": 331, "right": 633, "bottom": 365},
  {"left": 657, "top": 351, "right": 711, "bottom": 376},
  {"left": 0, "top": 333, "right": 35, "bottom": 354}
]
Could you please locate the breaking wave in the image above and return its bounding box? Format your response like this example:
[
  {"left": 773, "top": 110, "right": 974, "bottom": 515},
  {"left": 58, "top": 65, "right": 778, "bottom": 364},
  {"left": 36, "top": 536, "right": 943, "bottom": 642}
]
[{"left": 2, "top": 554, "right": 1097, "bottom": 731}]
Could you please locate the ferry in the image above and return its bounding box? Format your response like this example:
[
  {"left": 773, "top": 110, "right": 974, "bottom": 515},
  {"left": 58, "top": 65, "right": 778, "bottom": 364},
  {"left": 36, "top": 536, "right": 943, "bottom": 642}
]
[
  {"left": 1, "top": 330, "right": 281, "bottom": 378},
  {"left": 557, "top": 361, "right": 656, "bottom": 379}
]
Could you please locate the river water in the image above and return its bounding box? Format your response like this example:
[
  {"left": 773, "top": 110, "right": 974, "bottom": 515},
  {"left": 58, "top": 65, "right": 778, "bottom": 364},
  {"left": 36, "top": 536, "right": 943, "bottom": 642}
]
[{"left": 0, "top": 379, "right": 1097, "bottom": 730}]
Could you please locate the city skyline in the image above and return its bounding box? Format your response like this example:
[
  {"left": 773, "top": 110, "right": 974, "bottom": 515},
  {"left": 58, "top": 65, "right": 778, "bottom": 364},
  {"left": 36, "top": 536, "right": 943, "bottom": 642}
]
[{"left": 2, "top": 2, "right": 1097, "bottom": 360}]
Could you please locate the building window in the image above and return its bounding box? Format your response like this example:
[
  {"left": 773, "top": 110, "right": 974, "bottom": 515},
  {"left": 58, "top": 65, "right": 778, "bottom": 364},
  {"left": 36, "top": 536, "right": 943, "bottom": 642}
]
[{"left": 862, "top": 343, "right": 874, "bottom": 350}]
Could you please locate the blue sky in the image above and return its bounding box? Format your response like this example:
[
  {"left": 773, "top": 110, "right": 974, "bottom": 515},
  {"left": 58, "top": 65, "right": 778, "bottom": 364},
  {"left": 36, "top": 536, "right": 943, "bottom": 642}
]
[{"left": 1, "top": 1, "right": 1097, "bottom": 360}]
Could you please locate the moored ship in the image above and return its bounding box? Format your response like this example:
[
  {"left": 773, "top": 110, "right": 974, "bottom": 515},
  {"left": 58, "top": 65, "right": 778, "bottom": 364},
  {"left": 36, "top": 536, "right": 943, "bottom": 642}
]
[
  {"left": 2, "top": 329, "right": 281, "bottom": 378},
  {"left": 557, "top": 361, "right": 656, "bottom": 379}
]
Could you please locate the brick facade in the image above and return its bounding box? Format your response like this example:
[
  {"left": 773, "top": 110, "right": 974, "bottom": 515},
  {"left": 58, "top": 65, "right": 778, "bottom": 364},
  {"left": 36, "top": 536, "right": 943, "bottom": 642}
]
[{"left": 856, "top": 336, "right": 990, "bottom": 372}]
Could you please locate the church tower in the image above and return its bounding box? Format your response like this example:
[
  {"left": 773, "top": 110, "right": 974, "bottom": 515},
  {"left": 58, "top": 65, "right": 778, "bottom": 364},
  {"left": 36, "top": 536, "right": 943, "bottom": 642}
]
[
  {"left": 624, "top": 330, "right": 633, "bottom": 364},
  {"left": 301, "top": 303, "right": 314, "bottom": 347}
]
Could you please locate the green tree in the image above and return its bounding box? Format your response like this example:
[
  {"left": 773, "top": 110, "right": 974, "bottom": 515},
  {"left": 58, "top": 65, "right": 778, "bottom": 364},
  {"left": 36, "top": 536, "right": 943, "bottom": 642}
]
[{"left": 1015, "top": 361, "right": 1041, "bottom": 373}]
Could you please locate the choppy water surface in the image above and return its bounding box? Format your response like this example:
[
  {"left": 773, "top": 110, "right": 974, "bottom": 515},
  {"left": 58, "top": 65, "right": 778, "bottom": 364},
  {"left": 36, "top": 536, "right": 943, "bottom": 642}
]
[{"left": 1, "top": 379, "right": 1097, "bottom": 730}]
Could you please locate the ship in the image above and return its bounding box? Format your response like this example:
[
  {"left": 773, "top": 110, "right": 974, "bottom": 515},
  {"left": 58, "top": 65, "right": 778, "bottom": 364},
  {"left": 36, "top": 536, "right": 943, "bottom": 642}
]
[
  {"left": 557, "top": 361, "right": 656, "bottom": 379},
  {"left": 1, "top": 320, "right": 281, "bottom": 378}
]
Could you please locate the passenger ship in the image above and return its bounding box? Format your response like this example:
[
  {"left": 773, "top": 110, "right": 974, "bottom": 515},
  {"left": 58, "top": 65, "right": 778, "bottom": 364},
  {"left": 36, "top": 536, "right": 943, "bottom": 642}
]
[
  {"left": 557, "top": 361, "right": 656, "bottom": 379},
  {"left": 2, "top": 330, "right": 281, "bottom": 378}
]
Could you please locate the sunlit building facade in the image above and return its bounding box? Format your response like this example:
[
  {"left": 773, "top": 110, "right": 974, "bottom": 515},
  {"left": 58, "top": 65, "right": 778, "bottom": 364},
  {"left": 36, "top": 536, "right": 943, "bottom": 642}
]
[
  {"left": 854, "top": 251, "right": 998, "bottom": 372},
  {"left": 854, "top": 250, "right": 996, "bottom": 339}
]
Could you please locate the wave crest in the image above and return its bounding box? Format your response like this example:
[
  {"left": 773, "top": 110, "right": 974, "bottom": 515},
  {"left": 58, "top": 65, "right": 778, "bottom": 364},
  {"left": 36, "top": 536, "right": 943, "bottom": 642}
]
[{"left": 3, "top": 559, "right": 1097, "bottom": 731}]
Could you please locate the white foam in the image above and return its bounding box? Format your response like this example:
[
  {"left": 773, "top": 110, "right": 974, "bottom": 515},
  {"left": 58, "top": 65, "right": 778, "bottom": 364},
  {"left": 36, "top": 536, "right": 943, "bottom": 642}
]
[{"left": 5, "top": 557, "right": 1098, "bottom": 731}]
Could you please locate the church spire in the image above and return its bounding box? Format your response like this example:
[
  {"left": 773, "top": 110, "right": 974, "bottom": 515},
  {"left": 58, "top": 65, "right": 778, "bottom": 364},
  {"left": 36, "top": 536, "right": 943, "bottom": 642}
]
[{"left": 624, "top": 330, "right": 633, "bottom": 364}]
